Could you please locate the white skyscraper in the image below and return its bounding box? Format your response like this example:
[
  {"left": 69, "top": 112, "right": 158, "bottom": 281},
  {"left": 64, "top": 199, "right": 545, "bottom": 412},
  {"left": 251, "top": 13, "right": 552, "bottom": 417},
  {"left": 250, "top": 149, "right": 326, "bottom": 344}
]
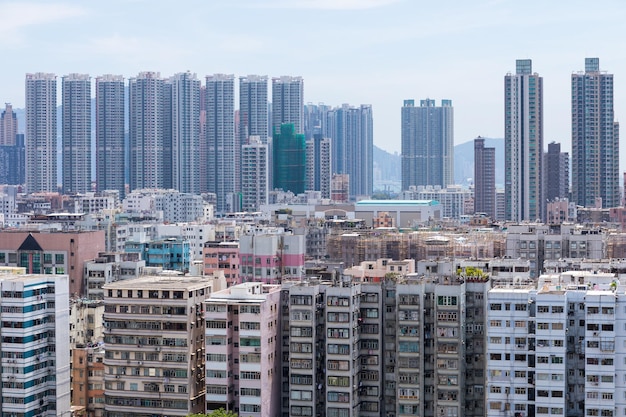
[
  {"left": 505, "top": 59, "right": 544, "bottom": 222},
  {"left": 25, "top": 73, "right": 57, "bottom": 193},
  {"left": 241, "top": 136, "right": 268, "bottom": 212},
  {"left": 271, "top": 76, "right": 304, "bottom": 135},
  {"left": 206, "top": 74, "right": 235, "bottom": 212},
  {"left": 62, "top": 73, "right": 91, "bottom": 194},
  {"left": 170, "top": 72, "right": 201, "bottom": 194},
  {"left": 0, "top": 274, "right": 71, "bottom": 416}
]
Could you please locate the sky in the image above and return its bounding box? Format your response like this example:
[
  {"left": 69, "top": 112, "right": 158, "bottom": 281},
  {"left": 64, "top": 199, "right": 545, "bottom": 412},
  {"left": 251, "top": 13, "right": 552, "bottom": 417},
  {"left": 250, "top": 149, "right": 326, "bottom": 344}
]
[{"left": 2, "top": 0, "right": 626, "bottom": 163}]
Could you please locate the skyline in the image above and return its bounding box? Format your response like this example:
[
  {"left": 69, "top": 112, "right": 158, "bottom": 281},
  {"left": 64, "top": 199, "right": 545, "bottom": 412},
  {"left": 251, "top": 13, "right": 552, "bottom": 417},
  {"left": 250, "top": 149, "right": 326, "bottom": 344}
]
[{"left": 1, "top": 1, "right": 626, "bottom": 166}]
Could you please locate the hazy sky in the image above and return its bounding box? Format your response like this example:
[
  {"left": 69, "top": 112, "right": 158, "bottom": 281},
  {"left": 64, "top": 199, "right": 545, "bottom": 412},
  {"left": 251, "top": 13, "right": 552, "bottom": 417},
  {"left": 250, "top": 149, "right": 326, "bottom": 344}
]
[{"left": 2, "top": 0, "right": 626, "bottom": 160}]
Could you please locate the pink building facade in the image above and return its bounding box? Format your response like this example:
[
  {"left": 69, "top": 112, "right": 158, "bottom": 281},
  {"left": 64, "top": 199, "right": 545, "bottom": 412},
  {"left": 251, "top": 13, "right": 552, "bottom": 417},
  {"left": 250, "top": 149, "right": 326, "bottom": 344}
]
[{"left": 239, "top": 233, "right": 305, "bottom": 283}]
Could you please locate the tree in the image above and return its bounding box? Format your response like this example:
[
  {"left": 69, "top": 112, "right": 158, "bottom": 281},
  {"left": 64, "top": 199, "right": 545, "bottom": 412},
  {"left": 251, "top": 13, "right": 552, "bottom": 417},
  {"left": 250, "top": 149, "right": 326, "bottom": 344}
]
[{"left": 189, "top": 409, "right": 238, "bottom": 417}]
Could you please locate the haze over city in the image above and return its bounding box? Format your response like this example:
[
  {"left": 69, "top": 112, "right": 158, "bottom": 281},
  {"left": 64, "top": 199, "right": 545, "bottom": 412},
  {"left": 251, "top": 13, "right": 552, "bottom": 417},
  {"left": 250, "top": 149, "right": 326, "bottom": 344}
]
[{"left": 2, "top": 0, "right": 626, "bottom": 170}]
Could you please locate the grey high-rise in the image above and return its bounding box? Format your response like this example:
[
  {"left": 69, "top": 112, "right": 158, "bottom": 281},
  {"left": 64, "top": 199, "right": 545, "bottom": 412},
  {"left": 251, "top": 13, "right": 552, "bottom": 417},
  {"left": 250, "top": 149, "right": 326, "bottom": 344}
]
[
  {"left": 474, "top": 137, "right": 496, "bottom": 219},
  {"left": 25, "top": 73, "right": 57, "bottom": 193},
  {"left": 170, "top": 72, "right": 201, "bottom": 194},
  {"left": 271, "top": 76, "right": 303, "bottom": 135},
  {"left": 128, "top": 72, "right": 170, "bottom": 191},
  {"left": 572, "top": 58, "right": 619, "bottom": 208},
  {"left": 239, "top": 75, "right": 268, "bottom": 144},
  {"left": 62, "top": 73, "right": 91, "bottom": 194},
  {"left": 96, "top": 74, "right": 125, "bottom": 197},
  {"left": 401, "top": 99, "right": 454, "bottom": 191},
  {"left": 544, "top": 141, "right": 569, "bottom": 202},
  {"left": 205, "top": 74, "right": 235, "bottom": 212},
  {"left": 0, "top": 103, "right": 17, "bottom": 146},
  {"left": 505, "top": 60, "right": 544, "bottom": 222}
]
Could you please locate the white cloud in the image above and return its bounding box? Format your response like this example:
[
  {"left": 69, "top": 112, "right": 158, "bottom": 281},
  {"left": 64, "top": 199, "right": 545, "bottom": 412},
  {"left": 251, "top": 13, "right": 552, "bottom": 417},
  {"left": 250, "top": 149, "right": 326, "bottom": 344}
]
[
  {"left": 254, "top": 0, "right": 401, "bottom": 10},
  {"left": 0, "top": 2, "right": 86, "bottom": 39}
]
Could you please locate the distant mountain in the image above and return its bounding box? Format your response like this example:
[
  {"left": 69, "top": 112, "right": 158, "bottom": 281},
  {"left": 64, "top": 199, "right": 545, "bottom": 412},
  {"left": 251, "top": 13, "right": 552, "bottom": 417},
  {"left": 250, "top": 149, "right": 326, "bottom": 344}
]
[{"left": 373, "top": 145, "right": 401, "bottom": 183}]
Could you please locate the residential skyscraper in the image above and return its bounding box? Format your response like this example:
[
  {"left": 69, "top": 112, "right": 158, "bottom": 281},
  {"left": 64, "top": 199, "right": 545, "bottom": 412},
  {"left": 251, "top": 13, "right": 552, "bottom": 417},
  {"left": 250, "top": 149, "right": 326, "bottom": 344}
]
[
  {"left": 241, "top": 136, "right": 269, "bottom": 211},
  {"left": 271, "top": 76, "right": 304, "bottom": 135},
  {"left": 0, "top": 103, "right": 17, "bottom": 146},
  {"left": 206, "top": 74, "right": 235, "bottom": 212},
  {"left": 505, "top": 60, "right": 544, "bottom": 221},
  {"left": 401, "top": 99, "right": 454, "bottom": 191},
  {"left": 239, "top": 75, "right": 268, "bottom": 144},
  {"left": 306, "top": 134, "right": 332, "bottom": 199},
  {"left": 304, "top": 102, "right": 331, "bottom": 140},
  {"left": 545, "top": 141, "right": 569, "bottom": 202},
  {"left": 25, "top": 72, "right": 57, "bottom": 193},
  {"left": 62, "top": 73, "right": 91, "bottom": 194},
  {"left": 273, "top": 123, "right": 306, "bottom": 195},
  {"left": 326, "top": 104, "right": 374, "bottom": 199},
  {"left": 95, "top": 74, "right": 126, "bottom": 197},
  {"left": 0, "top": 134, "right": 25, "bottom": 185},
  {"left": 171, "top": 72, "right": 201, "bottom": 194},
  {"left": 474, "top": 136, "right": 496, "bottom": 219},
  {"left": 128, "top": 72, "right": 170, "bottom": 191},
  {"left": 572, "top": 58, "right": 619, "bottom": 208}
]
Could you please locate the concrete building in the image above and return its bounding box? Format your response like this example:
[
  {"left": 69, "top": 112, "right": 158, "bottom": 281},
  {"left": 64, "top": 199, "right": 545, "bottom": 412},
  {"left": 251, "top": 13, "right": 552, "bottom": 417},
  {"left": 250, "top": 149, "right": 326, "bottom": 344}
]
[
  {"left": 129, "top": 72, "right": 171, "bottom": 191},
  {"left": 354, "top": 199, "right": 441, "bottom": 227},
  {"left": 62, "top": 73, "right": 92, "bottom": 194},
  {"left": 505, "top": 59, "right": 544, "bottom": 222},
  {"left": 239, "top": 75, "right": 269, "bottom": 145},
  {"left": 0, "top": 230, "right": 105, "bottom": 297},
  {"left": 545, "top": 141, "right": 569, "bottom": 203},
  {"left": 125, "top": 237, "right": 190, "bottom": 272},
  {"left": 572, "top": 58, "right": 619, "bottom": 208},
  {"left": 170, "top": 72, "right": 201, "bottom": 194},
  {"left": 25, "top": 72, "right": 57, "bottom": 193},
  {"left": 203, "top": 241, "right": 240, "bottom": 287},
  {"left": 103, "top": 274, "right": 221, "bottom": 416},
  {"left": 205, "top": 74, "right": 236, "bottom": 212},
  {"left": 241, "top": 136, "right": 269, "bottom": 212},
  {"left": 0, "top": 274, "right": 71, "bottom": 416},
  {"left": 95, "top": 74, "right": 126, "bottom": 198},
  {"left": 401, "top": 99, "right": 454, "bottom": 191},
  {"left": 326, "top": 104, "right": 374, "bottom": 199},
  {"left": 272, "top": 76, "right": 304, "bottom": 135},
  {"left": 123, "top": 189, "right": 205, "bottom": 223},
  {"left": 205, "top": 282, "right": 282, "bottom": 415},
  {"left": 84, "top": 252, "right": 146, "bottom": 300},
  {"left": 400, "top": 185, "right": 472, "bottom": 220},
  {"left": 239, "top": 232, "right": 305, "bottom": 283},
  {"left": 0, "top": 102, "right": 17, "bottom": 146},
  {"left": 306, "top": 135, "right": 332, "bottom": 199},
  {"left": 474, "top": 136, "right": 496, "bottom": 219}
]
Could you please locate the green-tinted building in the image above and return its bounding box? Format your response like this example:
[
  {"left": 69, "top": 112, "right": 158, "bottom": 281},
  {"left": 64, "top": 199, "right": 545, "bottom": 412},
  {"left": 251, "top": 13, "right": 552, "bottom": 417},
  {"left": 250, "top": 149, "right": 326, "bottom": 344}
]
[{"left": 273, "top": 123, "right": 306, "bottom": 194}]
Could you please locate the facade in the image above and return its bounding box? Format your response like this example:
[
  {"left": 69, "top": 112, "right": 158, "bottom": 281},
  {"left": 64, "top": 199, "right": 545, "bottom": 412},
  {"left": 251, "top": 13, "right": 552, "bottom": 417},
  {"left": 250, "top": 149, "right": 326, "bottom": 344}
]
[
  {"left": 170, "top": 72, "right": 201, "bottom": 194},
  {"left": 125, "top": 237, "right": 190, "bottom": 272},
  {"left": 572, "top": 57, "right": 619, "bottom": 208},
  {"left": 239, "top": 75, "right": 269, "bottom": 143},
  {"left": 474, "top": 137, "right": 496, "bottom": 219},
  {"left": 122, "top": 189, "right": 205, "bottom": 223},
  {"left": 505, "top": 59, "right": 544, "bottom": 222},
  {"left": 326, "top": 104, "right": 374, "bottom": 198},
  {"left": 203, "top": 241, "right": 240, "bottom": 287},
  {"left": 401, "top": 99, "right": 454, "bottom": 191},
  {"left": 96, "top": 75, "right": 126, "bottom": 198},
  {"left": 84, "top": 252, "right": 146, "bottom": 300},
  {"left": 205, "top": 74, "right": 236, "bottom": 212},
  {"left": 272, "top": 76, "right": 304, "bottom": 135},
  {"left": 0, "top": 274, "right": 71, "bottom": 416},
  {"left": 62, "top": 73, "right": 92, "bottom": 194},
  {"left": 239, "top": 233, "right": 306, "bottom": 283},
  {"left": 241, "top": 136, "right": 269, "bottom": 212},
  {"left": 0, "top": 230, "right": 105, "bottom": 297},
  {"left": 306, "top": 135, "right": 332, "bottom": 199},
  {"left": 400, "top": 185, "right": 472, "bottom": 220},
  {"left": 273, "top": 123, "right": 306, "bottom": 195},
  {"left": 129, "top": 72, "right": 170, "bottom": 191},
  {"left": 544, "top": 141, "right": 569, "bottom": 202},
  {"left": 25, "top": 72, "right": 57, "bottom": 193},
  {"left": 103, "top": 275, "right": 217, "bottom": 416},
  {"left": 0, "top": 102, "right": 17, "bottom": 146},
  {"left": 205, "top": 282, "right": 282, "bottom": 415},
  {"left": 0, "top": 133, "right": 25, "bottom": 185},
  {"left": 354, "top": 199, "right": 442, "bottom": 227}
]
